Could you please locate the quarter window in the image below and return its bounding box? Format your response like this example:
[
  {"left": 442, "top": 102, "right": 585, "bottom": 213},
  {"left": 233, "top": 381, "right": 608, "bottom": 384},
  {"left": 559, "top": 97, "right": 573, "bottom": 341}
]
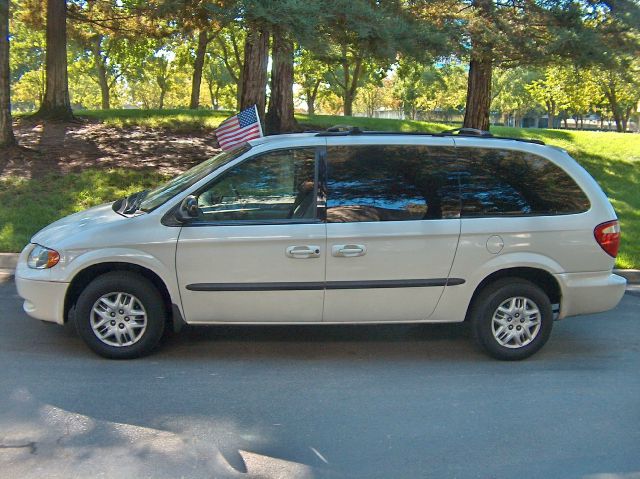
[
  {"left": 326, "top": 146, "right": 460, "bottom": 223},
  {"left": 457, "top": 148, "right": 590, "bottom": 217},
  {"left": 195, "top": 148, "right": 317, "bottom": 222}
]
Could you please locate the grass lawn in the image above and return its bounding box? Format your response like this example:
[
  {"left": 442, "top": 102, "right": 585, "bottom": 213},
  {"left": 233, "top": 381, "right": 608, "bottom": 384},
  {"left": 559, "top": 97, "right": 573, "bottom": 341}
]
[
  {"left": 1, "top": 109, "right": 638, "bottom": 269},
  {"left": 0, "top": 170, "right": 170, "bottom": 253},
  {"left": 79, "top": 108, "right": 233, "bottom": 130}
]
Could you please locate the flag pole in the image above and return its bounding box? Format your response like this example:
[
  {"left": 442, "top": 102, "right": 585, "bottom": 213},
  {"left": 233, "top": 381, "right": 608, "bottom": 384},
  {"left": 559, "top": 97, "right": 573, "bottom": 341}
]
[{"left": 254, "top": 104, "right": 264, "bottom": 137}]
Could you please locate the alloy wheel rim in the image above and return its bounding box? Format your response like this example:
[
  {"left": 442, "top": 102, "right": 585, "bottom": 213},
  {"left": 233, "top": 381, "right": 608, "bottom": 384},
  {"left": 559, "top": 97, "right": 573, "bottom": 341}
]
[
  {"left": 90, "top": 292, "right": 148, "bottom": 347},
  {"left": 491, "top": 296, "right": 541, "bottom": 349}
]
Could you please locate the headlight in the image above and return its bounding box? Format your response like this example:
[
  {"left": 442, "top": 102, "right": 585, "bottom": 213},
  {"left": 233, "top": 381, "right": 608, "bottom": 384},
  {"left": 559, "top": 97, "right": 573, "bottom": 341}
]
[{"left": 27, "top": 245, "right": 60, "bottom": 269}]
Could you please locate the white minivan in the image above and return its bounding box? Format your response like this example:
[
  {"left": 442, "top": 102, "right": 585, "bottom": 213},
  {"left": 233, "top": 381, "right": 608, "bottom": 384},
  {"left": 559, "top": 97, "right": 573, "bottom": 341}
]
[{"left": 15, "top": 128, "right": 626, "bottom": 360}]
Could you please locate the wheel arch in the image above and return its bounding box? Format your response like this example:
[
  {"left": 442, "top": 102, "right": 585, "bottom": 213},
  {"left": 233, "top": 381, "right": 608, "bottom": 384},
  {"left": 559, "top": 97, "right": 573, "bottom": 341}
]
[
  {"left": 64, "top": 262, "right": 177, "bottom": 328},
  {"left": 464, "top": 267, "right": 561, "bottom": 321}
]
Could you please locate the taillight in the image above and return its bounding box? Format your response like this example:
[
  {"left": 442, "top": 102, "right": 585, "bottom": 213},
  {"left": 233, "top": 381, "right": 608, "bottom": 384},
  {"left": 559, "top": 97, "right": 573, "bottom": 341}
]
[{"left": 594, "top": 220, "right": 620, "bottom": 258}]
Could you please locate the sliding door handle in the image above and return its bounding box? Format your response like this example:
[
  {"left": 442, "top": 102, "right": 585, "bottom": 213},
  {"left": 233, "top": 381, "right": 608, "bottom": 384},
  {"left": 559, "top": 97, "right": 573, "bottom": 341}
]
[{"left": 332, "top": 244, "right": 367, "bottom": 257}]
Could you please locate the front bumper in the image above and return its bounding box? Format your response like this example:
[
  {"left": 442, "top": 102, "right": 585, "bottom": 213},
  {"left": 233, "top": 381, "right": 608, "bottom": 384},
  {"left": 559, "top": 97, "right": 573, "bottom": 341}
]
[
  {"left": 556, "top": 271, "right": 626, "bottom": 319},
  {"left": 15, "top": 275, "right": 68, "bottom": 325}
]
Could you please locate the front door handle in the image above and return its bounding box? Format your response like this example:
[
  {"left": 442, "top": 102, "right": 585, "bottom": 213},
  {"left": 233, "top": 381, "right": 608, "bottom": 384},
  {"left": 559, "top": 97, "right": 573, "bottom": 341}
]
[
  {"left": 286, "top": 245, "right": 321, "bottom": 259},
  {"left": 332, "top": 244, "right": 367, "bottom": 257}
]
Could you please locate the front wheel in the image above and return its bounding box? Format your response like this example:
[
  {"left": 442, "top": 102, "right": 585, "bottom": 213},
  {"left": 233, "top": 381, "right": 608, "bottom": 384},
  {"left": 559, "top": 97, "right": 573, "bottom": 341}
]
[
  {"left": 470, "top": 278, "right": 553, "bottom": 360},
  {"left": 74, "top": 272, "right": 166, "bottom": 359}
]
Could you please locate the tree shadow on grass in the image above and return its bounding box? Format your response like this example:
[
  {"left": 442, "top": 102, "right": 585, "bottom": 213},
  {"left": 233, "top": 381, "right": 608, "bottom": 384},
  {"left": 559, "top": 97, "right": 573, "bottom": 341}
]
[{"left": 7, "top": 119, "right": 220, "bottom": 180}]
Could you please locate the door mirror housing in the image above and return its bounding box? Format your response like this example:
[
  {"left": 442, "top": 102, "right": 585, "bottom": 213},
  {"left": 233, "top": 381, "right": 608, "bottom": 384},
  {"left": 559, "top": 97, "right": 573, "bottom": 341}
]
[{"left": 175, "top": 195, "right": 200, "bottom": 223}]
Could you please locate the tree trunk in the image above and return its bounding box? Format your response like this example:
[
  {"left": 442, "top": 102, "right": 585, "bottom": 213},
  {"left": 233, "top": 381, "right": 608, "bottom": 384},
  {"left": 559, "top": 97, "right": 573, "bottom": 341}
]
[
  {"left": 91, "top": 38, "right": 110, "bottom": 110},
  {"left": 0, "top": 0, "right": 15, "bottom": 146},
  {"left": 266, "top": 29, "right": 297, "bottom": 134},
  {"left": 623, "top": 107, "right": 632, "bottom": 132},
  {"left": 463, "top": 57, "right": 492, "bottom": 131},
  {"left": 190, "top": 30, "right": 208, "bottom": 110},
  {"left": 306, "top": 89, "right": 315, "bottom": 115},
  {"left": 341, "top": 54, "right": 362, "bottom": 117},
  {"left": 546, "top": 100, "right": 556, "bottom": 130},
  {"left": 240, "top": 25, "right": 269, "bottom": 122},
  {"left": 207, "top": 81, "right": 215, "bottom": 109},
  {"left": 159, "top": 88, "right": 166, "bottom": 110},
  {"left": 35, "top": 0, "right": 73, "bottom": 120},
  {"left": 463, "top": 0, "right": 494, "bottom": 131},
  {"left": 612, "top": 107, "right": 623, "bottom": 132},
  {"left": 343, "top": 91, "right": 353, "bottom": 116},
  {"left": 306, "top": 79, "right": 320, "bottom": 116}
]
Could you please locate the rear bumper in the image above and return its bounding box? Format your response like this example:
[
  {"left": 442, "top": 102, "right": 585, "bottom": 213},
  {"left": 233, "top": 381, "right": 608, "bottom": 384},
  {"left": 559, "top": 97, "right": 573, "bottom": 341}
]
[
  {"left": 556, "top": 272, "right": 626, "bottom": 319},
  {"left": 15, "top": 276, "right": 68, "bottom": 325}
]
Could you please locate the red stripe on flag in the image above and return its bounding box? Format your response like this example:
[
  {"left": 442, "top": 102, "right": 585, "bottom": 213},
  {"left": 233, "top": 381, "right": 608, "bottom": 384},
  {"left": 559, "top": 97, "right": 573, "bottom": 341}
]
[
  {"left": 216, "top": 118, "right": 239, "bottom": 133},
  {"left": 219, "top": 126, "right": 261, "bottom": 149},
  {"left": 218, "top": 124, "right": 260, "bottom": 145}
]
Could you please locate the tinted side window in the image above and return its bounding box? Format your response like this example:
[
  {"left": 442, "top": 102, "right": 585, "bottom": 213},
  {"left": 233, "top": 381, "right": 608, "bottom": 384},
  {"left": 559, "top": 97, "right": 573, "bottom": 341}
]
[
  {"left": 195, "top": 148, "right": 316, "bottom": 222},
  {"left": 457, "top": 148, "right": 590, "bottom": 217},
  {"left": 326, "top": 145, "right": 460, "bottom": 223}
]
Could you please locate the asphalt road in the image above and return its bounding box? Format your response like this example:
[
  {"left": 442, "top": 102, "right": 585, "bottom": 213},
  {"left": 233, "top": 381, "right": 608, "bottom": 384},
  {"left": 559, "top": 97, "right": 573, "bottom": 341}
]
[{"left": 1, "top": 276, "right": 639, "bottom": 479}]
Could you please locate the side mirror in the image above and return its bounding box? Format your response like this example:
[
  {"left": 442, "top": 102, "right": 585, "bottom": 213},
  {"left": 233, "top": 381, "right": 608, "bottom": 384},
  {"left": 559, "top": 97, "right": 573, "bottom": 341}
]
[{"left": 175, "top": 195, "right": 200, "bottom": 223}]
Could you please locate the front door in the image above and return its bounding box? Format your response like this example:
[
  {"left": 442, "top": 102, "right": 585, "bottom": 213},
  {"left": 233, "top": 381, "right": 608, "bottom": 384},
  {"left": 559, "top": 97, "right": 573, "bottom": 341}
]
[
  {"left": 176, "top": 146, "right": 326, "bottom": 323},
  {"left": 322, "top": 140, "right": 462, "bottom": 322}
]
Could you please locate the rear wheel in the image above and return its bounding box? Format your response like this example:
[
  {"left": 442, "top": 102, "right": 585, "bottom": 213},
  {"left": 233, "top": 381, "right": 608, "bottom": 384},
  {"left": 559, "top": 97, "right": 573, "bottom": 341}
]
[
  {"left": 470, "top": 278, "right": 553, "bottom": 360},
  {"left": 74, "top": 272, "right": 166, "bottom": 359}
]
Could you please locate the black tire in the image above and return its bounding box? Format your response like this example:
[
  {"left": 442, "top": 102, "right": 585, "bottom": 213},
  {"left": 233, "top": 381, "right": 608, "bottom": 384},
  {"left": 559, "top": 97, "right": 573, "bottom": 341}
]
[
  {"left": 74, "top": 271, "right": 166, "bottom": 359},
  {"left": 470, "top": 278, "right": 553, "bottom": 360}
]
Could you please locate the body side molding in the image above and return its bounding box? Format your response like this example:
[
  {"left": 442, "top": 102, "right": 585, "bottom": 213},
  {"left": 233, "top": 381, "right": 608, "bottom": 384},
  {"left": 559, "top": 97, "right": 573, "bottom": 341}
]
[{"left": 186, "top": 278, "right": 465, "bottom": 292}]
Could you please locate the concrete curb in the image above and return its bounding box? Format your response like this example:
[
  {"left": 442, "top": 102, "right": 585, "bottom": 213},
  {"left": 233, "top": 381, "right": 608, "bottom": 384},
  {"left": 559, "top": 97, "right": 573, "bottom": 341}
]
[
  {"left": 0, "top": 269, "right": 14, "bottom": 280},
  {"left": 0, "top": 253, "right": 18, "bottom": 269},
  {"left": 614, "top": 269, "right": 640, "bottom": 285},
  {"left": 0, "top": 251, "right": 638, "bottom": 284}
]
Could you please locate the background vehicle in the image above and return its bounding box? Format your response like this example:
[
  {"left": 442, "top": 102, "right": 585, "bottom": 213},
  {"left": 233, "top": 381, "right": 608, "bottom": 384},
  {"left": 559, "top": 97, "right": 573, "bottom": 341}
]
[{"left": 15, "top": 128, "right": 626, "bottom": 360}]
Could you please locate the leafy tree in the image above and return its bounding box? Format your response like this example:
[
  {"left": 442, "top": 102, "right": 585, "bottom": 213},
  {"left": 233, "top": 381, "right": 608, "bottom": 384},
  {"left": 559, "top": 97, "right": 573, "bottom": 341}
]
[
  {"left": 460, "top": 0, "right": 640, "bottom": 131},
  {"left": 353, "top": 77, "right": 398, "bottom": 117},
  {"left": 393, "top": 60, "right": 466, "bottom": 121},
  {"left": 12, "top": 69, "right": 45, "bottom": 109},
  {"left": 525, "top": 66, "right": 571, "bottom": 129},
  {"left": 213, "top": 23, "right": 245, "bottom": 108},
  {"left": 160, "top": 0, "right": 236, "bottom": 109},
  {"left": 319, "top": 0, "right": 441, "bottom": 117},
  {"left": 491, "top": 67, "right": 541, "bottom": 126},
  {"left": 294, "top": 49, "right": 329, "bottom": 116},
  {"left": 561, "top": 68, "right": 601, "bottom": 129},
  {"left": 203, "top": 54, "right": 234, "bottom": 109},
  {"left": 69, "top": 32, "right": 124, "bottom": 109},
  {"left": 595, "top": 58, "right": 640, "bottom": 132}
]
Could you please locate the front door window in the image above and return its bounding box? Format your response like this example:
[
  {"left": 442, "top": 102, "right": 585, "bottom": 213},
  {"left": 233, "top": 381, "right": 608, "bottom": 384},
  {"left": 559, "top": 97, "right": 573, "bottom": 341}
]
[{"left": 196, "top": 148, "right": 317, "bottom": 222}]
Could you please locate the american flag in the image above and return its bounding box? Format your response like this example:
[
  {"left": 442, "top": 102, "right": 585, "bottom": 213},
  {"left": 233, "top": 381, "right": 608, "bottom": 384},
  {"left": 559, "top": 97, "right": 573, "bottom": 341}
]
[{"left": 215, "top": 105, "right": 263, "bottom": 151}]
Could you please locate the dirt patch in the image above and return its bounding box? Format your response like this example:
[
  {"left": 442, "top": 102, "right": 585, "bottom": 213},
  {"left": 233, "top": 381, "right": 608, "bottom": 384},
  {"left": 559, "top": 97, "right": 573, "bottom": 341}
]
[{"left": 0, "top": 119, "right": 221, "bottom": 180}]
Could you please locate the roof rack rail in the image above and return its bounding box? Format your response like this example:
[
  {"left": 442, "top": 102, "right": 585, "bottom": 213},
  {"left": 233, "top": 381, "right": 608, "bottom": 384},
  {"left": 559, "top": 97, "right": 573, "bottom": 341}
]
[
  {"left": 442, "top": 127, "right": 493, "bottom": 137},
  {"left": 441, "top": 127, "right": 544, "bottom": 144},
  {"left": 314, "top": 125, "right": 544, "bottom": 145},
  {"left": 316, "top": 125, "right": 364, "bottom": 136}
]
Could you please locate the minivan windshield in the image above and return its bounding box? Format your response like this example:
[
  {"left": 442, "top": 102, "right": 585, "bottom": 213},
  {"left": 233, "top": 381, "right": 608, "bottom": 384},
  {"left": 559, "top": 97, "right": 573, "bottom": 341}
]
[{"left": 138, "top": 144, "right": 251, "bottom": 212}]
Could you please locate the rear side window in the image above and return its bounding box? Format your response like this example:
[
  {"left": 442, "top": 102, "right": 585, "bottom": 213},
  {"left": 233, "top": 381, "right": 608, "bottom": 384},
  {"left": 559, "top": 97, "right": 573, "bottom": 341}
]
[
  {"left": 457, "top": 148, "right": 590, "bottom": 217},
  {"left": 326, "top": 145, "right": 460, "bottom": 222}
]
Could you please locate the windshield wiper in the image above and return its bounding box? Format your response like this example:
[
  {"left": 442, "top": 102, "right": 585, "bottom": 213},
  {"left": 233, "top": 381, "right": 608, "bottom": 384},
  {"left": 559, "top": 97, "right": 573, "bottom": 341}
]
[{"left": 113, "top": 190, "right": 149, "bottom": 216}]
